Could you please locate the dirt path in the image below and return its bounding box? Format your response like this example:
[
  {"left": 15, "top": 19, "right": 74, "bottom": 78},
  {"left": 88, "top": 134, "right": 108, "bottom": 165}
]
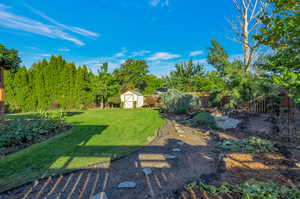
[{"left": 0, "top": 119, "right": 217, "bottom": 199}]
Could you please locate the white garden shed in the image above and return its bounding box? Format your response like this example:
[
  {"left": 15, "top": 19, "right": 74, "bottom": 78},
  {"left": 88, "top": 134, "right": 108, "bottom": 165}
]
[{"left": 121, "top": 91, "right": 144, "bottom": 109}]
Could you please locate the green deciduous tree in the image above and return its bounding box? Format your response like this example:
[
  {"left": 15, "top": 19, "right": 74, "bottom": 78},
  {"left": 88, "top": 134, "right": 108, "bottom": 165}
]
[
  {"left": 0, "top": 44, "right": 21, "bottom": 120},
  {"left": 113, "top": 59, "right": 149, "bottom": 92},
  {"left": 163, "top": 60, "right": 206, "bottom": 92},
  {"left": 207, "top": 40, "right": 231, "bottom": 76},
  {"left": 93, "top": 63, "right": 120, "bottom": 108},
  {"left": 207, "top": 40, "right": 265, "bottom": 107},
  {"left": 255, "top": 0, "right": 300, "bottom": 102}
]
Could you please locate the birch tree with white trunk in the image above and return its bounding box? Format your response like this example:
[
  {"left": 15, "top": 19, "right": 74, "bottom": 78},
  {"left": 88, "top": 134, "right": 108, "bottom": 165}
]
[{"left": 229, "top": 0, "right": 267, "bottom": 72}]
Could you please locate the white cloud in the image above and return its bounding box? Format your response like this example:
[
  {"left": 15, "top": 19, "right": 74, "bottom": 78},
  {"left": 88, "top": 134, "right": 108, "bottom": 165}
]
[
  {"left": 149, "top": 0, "right": 170, "bottom": 7},
  {"left": 114, "top": 47, "right": 127, "bottom": 57},
  {"left": 81, "top": 56, "right": 126, "bottom": 73},
  {"left": 149, "top": 0, "right": 161, "bottom": 6},
  {"left": 25, "top": 5, "right": 99, "bottom": 38},
  {"left": 38, "top": 53, "right": 51, "bottom": 57},
  {"left": 0, "top": 4, "right": 99, "bottom": 46},
  {"left": 192, "top": 59, "right": 207, "bottom": 64},
  {"left": 229, "top": 54, "right": 243, "bottom": 62},
  {"left": 57, "top": 48, "right": 70, "bottom": 52},
  {"left": 115, "top": 52, "right": 125, "bottom": 57},
  {"left": 189, "top": 50, "right": 203, "bottom": 56},
  {"left": 147, "top": 52, "right": 180, "bottom": 61},
  {"left": 132, "top": 50, "right": 151, "bottom": 57}
]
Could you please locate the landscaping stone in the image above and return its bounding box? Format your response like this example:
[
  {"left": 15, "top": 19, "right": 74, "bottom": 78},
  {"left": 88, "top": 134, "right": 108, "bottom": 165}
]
[
  {"left": 142, "top": 168, "right": 152, "bottom": 175},
  {"left": 213, "top": 116, "right": 241, "bottom": 130},
  {"left": 91, "top": 192, "right": 108, "bottom": 199},
  {"left": 118, "top": 181, "right": 137, "bottom": 188},
  {"left": 172, "top": 148, "right": 181, "bottom": 152},
  {"left": 164, "top": 154, "right": 177, "bottom": 159},
  {"left": 177, "top": 129, "right": 184, "bottom": 133}
]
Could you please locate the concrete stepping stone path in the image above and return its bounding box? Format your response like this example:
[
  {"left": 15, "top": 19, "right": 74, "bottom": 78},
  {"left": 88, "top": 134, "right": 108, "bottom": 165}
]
[
  {"left": 91, "top": 192, "right": 108, "bottom": 199},
  {"left": 172, "top": 148, "right": 181, "bottom": 152},
  {"left": 118, "top": 181, "right": 137, "bottom": 188},
  {"left": 142, "top": 168, "right": 152, "bottom": 175},
  {"left": 164, "top": 154, "right": 177, "bottom": 159}
]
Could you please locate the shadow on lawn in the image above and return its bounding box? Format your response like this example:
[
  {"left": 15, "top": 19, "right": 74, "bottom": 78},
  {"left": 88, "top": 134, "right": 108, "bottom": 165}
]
[
  {"left": 2, "top": 115, "right": 298, "bottom": 199},
  {"left": 0, "top": 130, "right": 219, "bottom": 199}
]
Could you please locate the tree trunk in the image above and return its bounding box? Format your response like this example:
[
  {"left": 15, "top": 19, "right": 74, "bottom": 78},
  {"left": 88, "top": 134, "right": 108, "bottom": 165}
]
[
  {"left": 0, "top": 68, "right": 5, "bottom": 121},
  {"left": 243, "top": 11, "right": 251, "bottom": 72}
]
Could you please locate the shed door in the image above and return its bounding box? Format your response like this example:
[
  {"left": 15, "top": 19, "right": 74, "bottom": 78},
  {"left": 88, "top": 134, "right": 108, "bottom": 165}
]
[{"left": 124, "top": 94, "right": 134, "bottom": 108}]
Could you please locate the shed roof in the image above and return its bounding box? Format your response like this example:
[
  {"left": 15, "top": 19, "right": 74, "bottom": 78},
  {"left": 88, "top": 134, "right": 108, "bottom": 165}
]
[{"left": 123, "top": 90, "right": 143, "bottom": 96}]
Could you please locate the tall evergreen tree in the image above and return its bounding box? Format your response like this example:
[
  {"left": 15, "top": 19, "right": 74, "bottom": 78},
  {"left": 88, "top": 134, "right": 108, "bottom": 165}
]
[{"left": 0, "top": 44, "right": 21, "bottom": 120}]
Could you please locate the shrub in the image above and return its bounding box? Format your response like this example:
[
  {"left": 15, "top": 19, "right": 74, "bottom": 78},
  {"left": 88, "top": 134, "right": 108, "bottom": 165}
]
[
  {"left": 185, "top": 180, "right": 300, "bottom": 199},
  {"left": 217, "top": 136, "right": 274, "bottom": 153},
  {"left": 108, "top": 95, "right": 121, "bottom": 105},
  {"left": 190, "top": 112, "right": 218, "bottom": 129},
  {"left": 0, "top": 111, "right": 70, "bottom": 149},
  {"left": 160, "top": 89, "right": 201, "bottom": 113}
]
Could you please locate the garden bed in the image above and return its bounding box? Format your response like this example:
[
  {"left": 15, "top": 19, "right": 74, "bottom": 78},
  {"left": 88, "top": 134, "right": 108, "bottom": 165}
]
[
  {"left": 0, "top": 112, "right": 71, "bottom": 157},
  {"left": 165, "top": 110, "right": 300, "bottom": 198}
]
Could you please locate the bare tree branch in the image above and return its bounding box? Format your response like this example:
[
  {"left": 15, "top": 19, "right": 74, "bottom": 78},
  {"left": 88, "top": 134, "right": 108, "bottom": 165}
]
[
  {"left": 229, "top": 0, "right": 268, "bottom": 72},
  {"left": 249, "top": 0, "right": 259, "bottom": 20}
]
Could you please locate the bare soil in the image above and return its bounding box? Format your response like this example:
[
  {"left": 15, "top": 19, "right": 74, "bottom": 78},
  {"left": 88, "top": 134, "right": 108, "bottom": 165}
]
[
  {"left": 170, "top": 110, "right": 300, "bottom": 199},
  {"left": 1, "top": 110, "right": 299, "bottom": 199},
  {"left": 0, "top": 118, "right": 218, "bottom": 199}
]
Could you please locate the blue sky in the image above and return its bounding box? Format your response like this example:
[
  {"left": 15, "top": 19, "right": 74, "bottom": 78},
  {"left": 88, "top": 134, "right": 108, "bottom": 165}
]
[{"left": 0, "top": 0, "right": 242, "bottom": 76}]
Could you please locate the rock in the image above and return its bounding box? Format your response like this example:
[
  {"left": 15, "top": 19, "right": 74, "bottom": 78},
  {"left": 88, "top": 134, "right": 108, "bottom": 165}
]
[
  {"left": 177, "top": 129, "right": 184, "bottom": 133},
  {"left": 177, "top": 141, "right": 184, "bottom": 145},
  {"left": 143, "top": 168, "right": 152, "bottom": 175},
  {"left": 165, "top": 154, "right": 177, "bottom": 159},
  {"left": 118, "top": 181, "right": 137, "bottom": 188},
  {"left": 172, "top": 148, "right": 181, "bottom": 152},
  {"left": 33, "top": 180, "right": 39, "bottom": 186},
  {"left": 213, "top": 116, "right": 241, "bottom": 130},
  {"left": 91, "top": 192, "right": 108, "bottom": 199}
]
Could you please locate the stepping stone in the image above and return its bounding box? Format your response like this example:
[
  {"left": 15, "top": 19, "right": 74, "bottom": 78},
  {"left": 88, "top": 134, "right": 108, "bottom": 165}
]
[
  {"left": 177, "top": 141, "right": 184, "bottom": 145},
  {"left": 143, "top": 168, "right": 152, "bottom": 175},
  {"left": 91, "top": 192, "right": 108, "bottom": 199},
  {"left": 172, "top": 148, "right": 181, "bottom": 152},
  {"left": 164, "top": 154, "right": 177, "bottom": 159},
  {"left": 118, "top": 181, "right": 136, "bottom": 188}
]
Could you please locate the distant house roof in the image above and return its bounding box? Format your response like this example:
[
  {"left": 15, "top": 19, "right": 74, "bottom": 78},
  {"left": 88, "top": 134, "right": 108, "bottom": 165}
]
[
  {"left": 123, "top": 90, "right": 143, "bottom": 96},
  {"left": 155, "top": 88, "right": 168, "bottom": 94}
]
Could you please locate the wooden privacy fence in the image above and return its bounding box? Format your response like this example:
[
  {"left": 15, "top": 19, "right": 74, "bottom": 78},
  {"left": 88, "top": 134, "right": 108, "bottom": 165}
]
[
  {"left": 143, "top": 95, "right": 161, "bottom": 108},
  {"left": 243, "top": 91, "right": 297, "bottom": 122}
]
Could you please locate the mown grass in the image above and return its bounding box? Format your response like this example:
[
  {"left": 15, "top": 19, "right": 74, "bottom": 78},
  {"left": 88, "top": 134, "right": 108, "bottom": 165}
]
[{"left": 0, "top": 109, "right": 165, "bottom": 191}]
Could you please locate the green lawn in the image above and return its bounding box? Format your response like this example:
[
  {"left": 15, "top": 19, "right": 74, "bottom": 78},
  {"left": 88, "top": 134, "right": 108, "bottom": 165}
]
[{"left": 0, "top": 109, "right": 165, "bottom": 191}]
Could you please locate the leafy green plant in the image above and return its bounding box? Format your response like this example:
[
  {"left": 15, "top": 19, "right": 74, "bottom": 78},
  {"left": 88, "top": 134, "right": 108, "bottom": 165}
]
[
  {"left": 190, "top": 112, "right": 218, "bottom": 130},
  {"left": 217, "top": 136, "right": 274, "bottom": 153},
  {"left": 160, "top": 89, "right": 201, "bottom": 114},
  {"left": 185, "top": 180, "right": 300, "bottom": 199},
  {"left": 0, "top": 111, "right": 70, "bottom": 149}
]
